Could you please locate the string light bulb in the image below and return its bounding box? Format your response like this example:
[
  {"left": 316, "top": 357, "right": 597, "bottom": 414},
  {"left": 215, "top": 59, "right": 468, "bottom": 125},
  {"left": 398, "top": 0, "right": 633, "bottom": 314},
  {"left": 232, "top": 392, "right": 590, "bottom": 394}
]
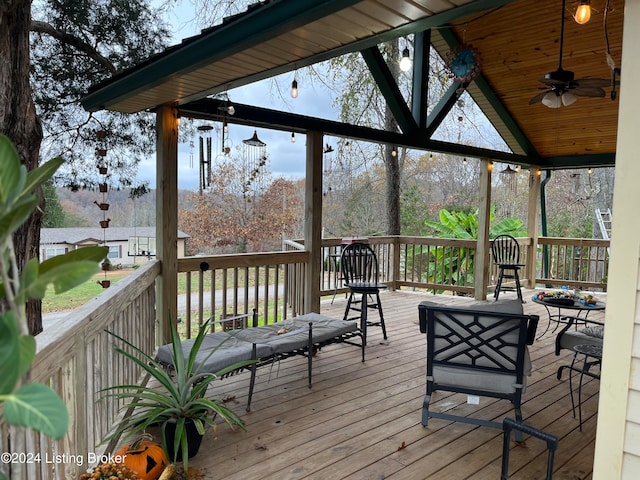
[
  {"left": 291, "top": 79, "right": 298, "bottom": 98},
  {"left": 291, "top": 132, "right": 296, "bottom": 143},
  {"left": 574, "top": 1, "right": 592, "bottom": 24},
  {"left": 399, "top": 47, "right": 412, "bottom": 72},
  {"left": 223, "top": 121, "right": 228, "bottom": 133},
  {"left": 588, "top": 167, "right": 593, "bottom": 174}
]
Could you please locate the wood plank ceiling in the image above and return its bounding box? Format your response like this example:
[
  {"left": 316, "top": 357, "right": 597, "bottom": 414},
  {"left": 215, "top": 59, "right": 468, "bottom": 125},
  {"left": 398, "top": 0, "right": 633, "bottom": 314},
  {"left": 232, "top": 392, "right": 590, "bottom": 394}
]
[{"left": 443, "top": 0, "right": 624, "bottom": 162}]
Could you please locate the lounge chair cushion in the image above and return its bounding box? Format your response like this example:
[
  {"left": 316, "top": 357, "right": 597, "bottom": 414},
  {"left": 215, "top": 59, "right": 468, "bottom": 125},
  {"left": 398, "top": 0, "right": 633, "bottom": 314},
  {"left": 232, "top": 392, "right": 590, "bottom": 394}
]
[
  {"left": 230, "top": 313, "right": 358, "bottom": 354},
  {"left": 155, "top": 331, "right": 275, "bottom": 374}
]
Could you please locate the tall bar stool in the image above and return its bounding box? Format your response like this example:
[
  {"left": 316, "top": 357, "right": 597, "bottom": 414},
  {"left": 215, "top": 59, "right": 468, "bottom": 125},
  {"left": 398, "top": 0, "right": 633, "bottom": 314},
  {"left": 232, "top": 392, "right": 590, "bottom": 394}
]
[
  {"left": 492, "top": 234, "right": 525, "bottom": 302},
  {"left": 341, "top": 242, "right": 387, "bottom": 345}
]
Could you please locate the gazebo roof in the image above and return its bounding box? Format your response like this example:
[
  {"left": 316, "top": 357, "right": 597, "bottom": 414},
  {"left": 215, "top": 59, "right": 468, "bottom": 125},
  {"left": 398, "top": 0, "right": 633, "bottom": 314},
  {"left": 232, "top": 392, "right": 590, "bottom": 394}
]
[{"left": 82, "top": 0, "right": 624, "bottom": 169}]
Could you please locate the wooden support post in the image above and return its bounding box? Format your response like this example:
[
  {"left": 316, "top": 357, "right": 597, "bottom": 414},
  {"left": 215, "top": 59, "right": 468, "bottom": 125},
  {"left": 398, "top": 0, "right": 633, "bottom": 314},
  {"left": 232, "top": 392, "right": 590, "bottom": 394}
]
[
  {"left": 474, "top": 158, "right": 492, "bottom": 301},
  {"left": 304, "top": 131, "right": 323, "bottom": 313},
  {"left": 156, "top": 105, "right": 179, "bottom": 345},
  {"left": 526, "top": 167, "right": 541, "bottom": 288}
]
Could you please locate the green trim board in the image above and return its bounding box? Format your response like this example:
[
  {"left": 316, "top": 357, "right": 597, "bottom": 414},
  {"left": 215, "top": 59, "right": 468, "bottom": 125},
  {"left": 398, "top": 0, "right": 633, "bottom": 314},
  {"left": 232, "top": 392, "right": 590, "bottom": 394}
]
[{"left": 178, "top": 98, "right": 533, "bottom": 165}]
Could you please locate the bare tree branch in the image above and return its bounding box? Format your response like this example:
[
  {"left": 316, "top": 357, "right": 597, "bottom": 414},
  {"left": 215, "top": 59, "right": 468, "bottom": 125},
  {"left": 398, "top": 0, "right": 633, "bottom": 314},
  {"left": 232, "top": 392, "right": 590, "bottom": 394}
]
[{"left": 30, "top": 20, "right": 116, "bottom": 74}]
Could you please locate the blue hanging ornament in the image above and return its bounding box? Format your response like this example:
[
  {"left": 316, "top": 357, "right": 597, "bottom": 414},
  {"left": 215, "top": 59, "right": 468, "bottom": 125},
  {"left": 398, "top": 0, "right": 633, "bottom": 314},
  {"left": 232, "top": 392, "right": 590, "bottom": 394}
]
[{"left": 446, "top": 44, "right": 482, "bottom": 83}]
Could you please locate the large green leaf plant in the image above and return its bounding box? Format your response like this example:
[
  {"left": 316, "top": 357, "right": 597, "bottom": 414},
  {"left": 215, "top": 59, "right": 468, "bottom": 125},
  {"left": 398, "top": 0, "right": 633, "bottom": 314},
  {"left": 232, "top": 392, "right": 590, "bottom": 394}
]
[
  {"left": 416, "top": 207, "right": 526, "bottom": 289},
  {"left": 0, "top": 134, "right": 107, "bottom": 478}
]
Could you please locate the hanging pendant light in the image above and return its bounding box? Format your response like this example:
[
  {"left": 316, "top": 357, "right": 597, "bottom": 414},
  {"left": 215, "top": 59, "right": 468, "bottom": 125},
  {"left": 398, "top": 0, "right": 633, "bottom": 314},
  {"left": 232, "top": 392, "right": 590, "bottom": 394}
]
[
  {"left": 291, "top": 79, "right": 298, "bottom": 98},
  {"left": 291, "top": 132, "right": 296, "bottom": 143},
  {"left": 399, "top": 47, "right": 412, "bottom": 72},
  {"left": 574, "top": 1, "right": 592, "bottom": 24}
]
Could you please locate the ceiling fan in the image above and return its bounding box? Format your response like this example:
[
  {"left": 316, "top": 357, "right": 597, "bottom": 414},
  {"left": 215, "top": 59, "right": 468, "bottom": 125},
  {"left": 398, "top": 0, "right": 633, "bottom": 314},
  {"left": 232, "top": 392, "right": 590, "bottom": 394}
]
[{"left": 529, "top": 0, "right": 611, "bottom": 108}]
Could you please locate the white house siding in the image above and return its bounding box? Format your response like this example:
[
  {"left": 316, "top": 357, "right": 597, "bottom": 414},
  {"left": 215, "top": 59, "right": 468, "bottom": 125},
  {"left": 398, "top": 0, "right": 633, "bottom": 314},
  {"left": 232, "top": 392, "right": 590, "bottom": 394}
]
[{"left": 593, "top": 2, "right": 640, "bottom": 478}]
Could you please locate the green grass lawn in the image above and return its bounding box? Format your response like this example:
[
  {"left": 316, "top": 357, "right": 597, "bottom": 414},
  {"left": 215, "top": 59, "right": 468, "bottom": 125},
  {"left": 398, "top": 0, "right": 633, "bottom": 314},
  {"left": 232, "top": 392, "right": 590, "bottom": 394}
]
[{"left": 42, "top": 271, "right": 132, "bottom": 312}]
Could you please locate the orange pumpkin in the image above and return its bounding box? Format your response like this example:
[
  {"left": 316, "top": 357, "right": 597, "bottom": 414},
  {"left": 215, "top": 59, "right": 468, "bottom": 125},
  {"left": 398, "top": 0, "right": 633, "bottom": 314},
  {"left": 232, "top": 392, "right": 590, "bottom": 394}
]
[{"left": 115, "top": 437, "right": 168, "bottom": 480}]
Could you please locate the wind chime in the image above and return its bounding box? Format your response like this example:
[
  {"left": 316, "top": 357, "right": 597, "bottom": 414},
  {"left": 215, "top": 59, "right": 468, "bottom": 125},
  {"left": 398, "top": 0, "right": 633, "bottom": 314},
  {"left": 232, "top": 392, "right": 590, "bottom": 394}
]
[
  {"left": 500, "top": 164, "right": 519, "bottom": 195},
  {"left": 95, "top": 129, "right": 111, "bottom": 288},
  {"left": 241, "top": 130, "right": 268, "bottom": 202},
  {"left": 197, "top": 125, "right": 213, "bottom": 194}
]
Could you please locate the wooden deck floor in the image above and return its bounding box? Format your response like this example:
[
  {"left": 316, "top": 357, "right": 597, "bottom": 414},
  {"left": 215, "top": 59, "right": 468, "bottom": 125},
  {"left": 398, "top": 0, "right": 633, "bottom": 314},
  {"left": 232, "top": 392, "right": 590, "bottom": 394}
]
[{"left": 187, "top": 290, "right": 605, "bottom": 479}]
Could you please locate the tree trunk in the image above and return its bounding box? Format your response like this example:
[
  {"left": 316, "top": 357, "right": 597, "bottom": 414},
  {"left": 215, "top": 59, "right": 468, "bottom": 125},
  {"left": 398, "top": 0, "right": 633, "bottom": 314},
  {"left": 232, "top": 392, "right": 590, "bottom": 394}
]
[
  {"left": 384, "top": 39, "right": 402, "bottom": 236},
  {"left": 0, "top": 0, "right": 44, "bottom": 335}
]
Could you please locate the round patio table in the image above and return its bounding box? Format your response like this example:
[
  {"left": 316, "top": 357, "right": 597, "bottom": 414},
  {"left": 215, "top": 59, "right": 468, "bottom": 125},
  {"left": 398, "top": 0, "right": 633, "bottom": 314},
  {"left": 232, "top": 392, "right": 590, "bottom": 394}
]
[{"left": 531, "top": 295, "right": 605, "bottom": 339}]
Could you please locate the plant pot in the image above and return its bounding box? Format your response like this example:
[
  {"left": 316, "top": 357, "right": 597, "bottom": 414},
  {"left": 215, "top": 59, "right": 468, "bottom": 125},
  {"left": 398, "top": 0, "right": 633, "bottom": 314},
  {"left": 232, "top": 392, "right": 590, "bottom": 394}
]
[
  {"left": 98, "top": 166, "right": 108, "bottom": 175},
  {"left": 99, "top": 183, "right": 108, "bottom": 192},
  {"left": 99, "top": 219, "right": 110, "bottom": 228},
  {"left": 101, "top": 262, "right": 110, "bottom": 271},
  {"left": 164, "top": 419, "right": 204, "bottom": 461},
  {"left": 97, "top": 148, "right": 107, "bottom": 157},
  {"left": 97, "top": 280, "right": 110, "bottom": 288}
]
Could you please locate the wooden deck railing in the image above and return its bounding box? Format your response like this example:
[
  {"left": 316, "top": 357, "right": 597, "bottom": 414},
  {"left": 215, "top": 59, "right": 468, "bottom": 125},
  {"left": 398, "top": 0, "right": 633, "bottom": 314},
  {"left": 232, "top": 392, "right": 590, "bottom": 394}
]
[
  {"left": 0, "top": 261, "right": 159, "bottom": 480},
  {"left": 537, "top": 237, "right": 609, "bottom": 291},
  {"left": 176, "top": 250, "right": 309, "bottom": 337}
]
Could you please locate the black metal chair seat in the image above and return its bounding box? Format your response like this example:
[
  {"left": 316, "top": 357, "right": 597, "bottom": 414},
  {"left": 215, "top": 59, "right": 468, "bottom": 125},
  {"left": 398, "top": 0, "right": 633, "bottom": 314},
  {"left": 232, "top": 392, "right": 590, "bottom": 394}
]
[
  {"left": 492, "top": 234, "right": 525, "bottom": 302},
  {"left": 340, "top": 242, "right": 387, "bottom": 345}
]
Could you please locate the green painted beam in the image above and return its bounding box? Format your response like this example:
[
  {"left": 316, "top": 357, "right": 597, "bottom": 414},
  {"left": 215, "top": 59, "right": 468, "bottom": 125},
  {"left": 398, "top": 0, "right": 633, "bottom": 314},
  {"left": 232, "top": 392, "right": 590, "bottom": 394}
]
[
  {"left": 360, "top": 47, "right": 418, "bottom": 134},
  {"left": 179, "top": 98, "right": 534, "bottom": 165},
  {"left": 539, "top": 153, "right": 615, "bottom": 169},
  {"left": 425, "top": 81, "right": 466, "bottom": 138},
  {"left": 411, "top": 30, "right": 430, "bottom": 129}
]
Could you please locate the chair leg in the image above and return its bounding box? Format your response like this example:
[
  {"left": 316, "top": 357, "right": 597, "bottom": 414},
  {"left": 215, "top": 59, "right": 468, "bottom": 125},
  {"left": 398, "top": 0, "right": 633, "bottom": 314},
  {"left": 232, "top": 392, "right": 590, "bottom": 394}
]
[
  {"left": 421, "top": 394, "right": 432, "bottom": 427},
  {"left": 361, "top": 292, "right": 368, "bottom": 347},
  {"left": 514, "top": 270, "right": 523, "bottom": 302},
  {"left": 375, "top": 292, "right": 387, "bottom": 339},
  {"left": 495, "top": 269, "right": 504, "bottom": 301},
  {"left": 343, "top": 291, "right": 355, "bottom": 321}
]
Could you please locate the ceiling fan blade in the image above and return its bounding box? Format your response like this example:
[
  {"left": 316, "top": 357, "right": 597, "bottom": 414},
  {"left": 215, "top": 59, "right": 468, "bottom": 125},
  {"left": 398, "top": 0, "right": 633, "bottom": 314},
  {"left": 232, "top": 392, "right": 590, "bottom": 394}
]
[
  {"left": 572, "top": 86, "right": 606, "bottom": 97},
  {"left": 528, "top": 91, "right": 549, "bottom": 105},
  {"left": 575, "top": 77, "right": 612, "bottom": 88},
  {"left": 538, "top": 77, "right": 567, "bottom": 86}
]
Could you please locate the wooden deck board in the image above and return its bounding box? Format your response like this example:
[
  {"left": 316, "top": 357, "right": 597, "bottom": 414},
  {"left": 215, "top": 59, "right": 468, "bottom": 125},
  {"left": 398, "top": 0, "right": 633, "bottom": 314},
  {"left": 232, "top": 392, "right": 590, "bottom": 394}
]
[{"left": 182, "top": 289, "right": 604, "bottom": 479}]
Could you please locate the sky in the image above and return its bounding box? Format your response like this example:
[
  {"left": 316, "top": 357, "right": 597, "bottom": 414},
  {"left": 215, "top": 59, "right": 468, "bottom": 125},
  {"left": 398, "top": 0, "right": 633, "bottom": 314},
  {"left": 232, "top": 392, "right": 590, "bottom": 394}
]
[{"left": 138, "top": 1, "right": 342, "bottom": 191}]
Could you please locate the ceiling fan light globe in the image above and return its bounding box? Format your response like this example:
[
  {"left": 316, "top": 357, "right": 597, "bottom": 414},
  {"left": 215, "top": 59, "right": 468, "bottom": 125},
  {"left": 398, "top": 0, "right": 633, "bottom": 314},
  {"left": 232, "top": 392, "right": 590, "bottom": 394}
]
[
  {"left": 562, "top": 92, "right": 577, "bottom": 106},
  {"left": 542, "top": 91, "right": 562, "bottom": 108}
]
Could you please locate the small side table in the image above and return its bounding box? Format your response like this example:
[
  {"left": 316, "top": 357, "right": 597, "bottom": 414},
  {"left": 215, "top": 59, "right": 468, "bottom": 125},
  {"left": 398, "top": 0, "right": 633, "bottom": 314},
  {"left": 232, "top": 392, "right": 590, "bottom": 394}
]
[{"left": 569, "top": 344, "right": 602, "bottom": 431}]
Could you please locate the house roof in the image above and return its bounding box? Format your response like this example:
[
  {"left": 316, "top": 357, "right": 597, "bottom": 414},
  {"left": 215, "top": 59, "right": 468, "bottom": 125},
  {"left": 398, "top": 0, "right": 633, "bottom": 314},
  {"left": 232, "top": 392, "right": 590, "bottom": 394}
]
[
  {"left": 40, "top": 227, "right": 190, "bottom": 246},
  {"left": 81, "top": 0, "right": 624, "bottom": 169}
]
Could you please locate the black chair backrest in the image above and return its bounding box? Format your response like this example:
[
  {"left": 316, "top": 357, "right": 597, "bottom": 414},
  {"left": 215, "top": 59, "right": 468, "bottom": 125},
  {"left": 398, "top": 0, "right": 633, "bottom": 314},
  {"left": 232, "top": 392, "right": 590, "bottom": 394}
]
[
  {"left": 492, "top": 234, "right": 521, "bottom": 265},
  {"left": 421, "top": 306, "right": 536, "bottom": 384},
  {"left": 340, "top": 243, "right": 379, "bottom": 284}
]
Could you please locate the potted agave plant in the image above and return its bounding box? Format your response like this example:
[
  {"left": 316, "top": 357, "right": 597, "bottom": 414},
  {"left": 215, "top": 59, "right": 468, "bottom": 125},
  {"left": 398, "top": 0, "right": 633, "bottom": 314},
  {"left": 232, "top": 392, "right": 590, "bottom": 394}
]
[{"left": 102, "top": 319, "right": 253, "bottom": 471}]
